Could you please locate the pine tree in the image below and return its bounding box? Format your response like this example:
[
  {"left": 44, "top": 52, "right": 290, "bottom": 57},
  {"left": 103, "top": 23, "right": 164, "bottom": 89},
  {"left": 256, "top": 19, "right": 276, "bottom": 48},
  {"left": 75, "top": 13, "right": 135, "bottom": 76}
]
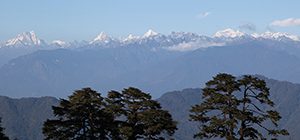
[
  {"left": 190, "top": 73, "right": 240, "bottom": 139},
  {"left": 0, "top": 118, "right": 9, "bottom": 140},
  {"left": 106, "top": 87, "right": 177, "bottom": 140},
  {"left": 237, "top": 75, "right": 289, "bottom": 139},
  {"left": 190, "top": 73, "right": 289, "bottom": 140},
  {"left": 43, "top": 88, "right": 115, "bottom": 140}
]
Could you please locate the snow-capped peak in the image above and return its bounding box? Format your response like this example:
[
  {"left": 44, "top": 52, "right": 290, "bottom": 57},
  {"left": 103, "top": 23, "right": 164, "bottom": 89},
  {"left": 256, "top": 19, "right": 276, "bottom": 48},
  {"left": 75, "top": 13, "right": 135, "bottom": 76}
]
[
  {"left": 123, "top": 34, "right": 140, "bottom": 42},
  {"left": 5, "top": 31, "right": 42, "bottom": 46},
  {"left": 51, "top": 40, "right": 70, "bottom": 47},
  {"left": 94, "top": 32, "right": 110, "bottom": 41},
  {"left": 252, "top": 31, "right": 300, "bottom": 41},
  {"left": 90, "top": 32, "right": 112, "bottom": 44},
  {"left": 52, "top": 40, "right": 66, "bottom": 45},
  {"left": 213, "top": 28, "right": 245, "bottom": 38},
  {"left": 143, "top": 29, "right": 159, "bottom": 38}
]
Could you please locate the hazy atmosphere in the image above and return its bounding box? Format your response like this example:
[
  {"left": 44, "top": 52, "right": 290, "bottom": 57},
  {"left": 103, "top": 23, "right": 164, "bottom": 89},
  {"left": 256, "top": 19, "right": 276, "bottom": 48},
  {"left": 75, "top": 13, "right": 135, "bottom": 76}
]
[{"left": 0, "top": 1, "right": 299, "bottom": 140}]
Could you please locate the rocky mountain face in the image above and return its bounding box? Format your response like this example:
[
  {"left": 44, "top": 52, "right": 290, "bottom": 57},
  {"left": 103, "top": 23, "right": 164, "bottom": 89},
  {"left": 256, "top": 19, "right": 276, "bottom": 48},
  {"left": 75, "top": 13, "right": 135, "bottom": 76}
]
[{"left": 0, "top": 76, "right": 299, "bottom": 140}]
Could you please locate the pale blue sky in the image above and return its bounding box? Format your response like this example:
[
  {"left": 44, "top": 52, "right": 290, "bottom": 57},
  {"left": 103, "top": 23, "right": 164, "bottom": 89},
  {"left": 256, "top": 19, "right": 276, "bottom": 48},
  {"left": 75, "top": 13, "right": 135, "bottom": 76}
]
[{"left": 0, "top": 0, "right": 299, "bottom": 42}]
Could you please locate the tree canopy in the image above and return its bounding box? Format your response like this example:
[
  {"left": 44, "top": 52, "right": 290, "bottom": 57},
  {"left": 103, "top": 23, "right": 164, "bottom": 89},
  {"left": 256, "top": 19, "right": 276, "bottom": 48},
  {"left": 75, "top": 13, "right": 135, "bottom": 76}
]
[
  {"left": 190, "top": 73, "right": 289, "bottom": 140},
  {"left": 43, "top": 87, "right": 177, "bottom": 140},
  {"left": 43, "top": 88, "right": 114, "bottom": 140},
  {"left": 106, "top": 87, "right": 177, "bottom": 140}
]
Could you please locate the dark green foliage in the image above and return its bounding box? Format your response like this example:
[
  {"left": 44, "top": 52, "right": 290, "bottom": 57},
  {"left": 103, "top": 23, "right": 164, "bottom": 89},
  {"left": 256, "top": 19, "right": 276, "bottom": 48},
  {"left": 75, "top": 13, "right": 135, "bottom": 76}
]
[
  {"left": 190, "top": 73, "right": 289, "bottom": 140},
  {"left": 43, "top": 87, "right": 176, "bottom": 140},
  {"left": 0, "top": 118, "right": 9, "bottom": 140},
  {"left": 237, "top": 76, "right": 289, "bottom": 140},
  {"left": 107, "top": 87, "right": 177, "bottom": 140},
  {"left": 43, "top": 88, "right": 114, "bottom": 140}
]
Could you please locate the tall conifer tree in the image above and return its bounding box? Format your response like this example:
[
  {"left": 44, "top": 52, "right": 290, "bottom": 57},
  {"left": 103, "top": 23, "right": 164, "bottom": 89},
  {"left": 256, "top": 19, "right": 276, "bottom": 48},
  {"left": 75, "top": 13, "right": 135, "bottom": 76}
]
[
  {"left": 43, "top": 88, "right": 114, "bottom": 140},
  {"left": 190, "top": 73, "right": 289, "bottom": 140}
]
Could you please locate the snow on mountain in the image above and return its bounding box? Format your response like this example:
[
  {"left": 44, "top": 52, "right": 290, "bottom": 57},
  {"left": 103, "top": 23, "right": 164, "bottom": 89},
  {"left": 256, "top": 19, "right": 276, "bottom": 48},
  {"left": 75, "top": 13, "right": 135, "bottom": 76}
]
[
  {"left": 1, "top": 29, "right": 300, "bottom": 50},
  {"left": 166, "top": 32, "right": 224, "bottom": 51},
  {"left": 252, "top": 31, "right": 300, "bottom": 41},
  {"left": 142, "top": 29, "right": 159, "bottom": 38},
  {"left": 3, "top": 31, "right": 45, "bottom": 47},
  {"left": 213, "top": 28, "right": 246, "bottom": 38},
  {"left": 213, "top": 28, "right": 300, "bottom": 41},
  {"left": 123, "top": 34, "right": 140, "bottom": 42},
  {"left": 166, "top": 41, "right": 225, "bottom": 52},
  {"left": 51, "top": 40, "right": 70, "bottom": 48},
  {"left": 169, "top": 32, "right": 200, "bottom": 41},
  {"left": 89, "top": 32, "right": 113, "bottom": 44}
]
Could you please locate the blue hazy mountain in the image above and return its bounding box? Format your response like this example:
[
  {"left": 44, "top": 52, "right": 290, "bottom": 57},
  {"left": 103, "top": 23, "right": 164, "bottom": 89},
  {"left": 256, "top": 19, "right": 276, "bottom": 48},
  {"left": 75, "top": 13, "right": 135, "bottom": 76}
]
[
  {"left": 1, "top": 42, "right": 300, "bottom": 98},
  {"left": 1, "top": 29, "right": 300, "bottom": 97}
]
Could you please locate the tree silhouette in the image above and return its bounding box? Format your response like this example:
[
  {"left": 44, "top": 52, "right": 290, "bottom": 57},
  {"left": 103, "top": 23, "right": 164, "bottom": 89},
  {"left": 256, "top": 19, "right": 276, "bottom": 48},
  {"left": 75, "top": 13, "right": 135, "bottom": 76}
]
[
  {"left": 0, "top": 118, "right": 9, "bottom": 140},
  {"left": 190, "top": 73, "right": 289, "bottom": 140},
  {"left": 43, "top": 88, "right": 115, "bottom": 140},
  {"left": 237, "top": 75, "right": 288, "bottom": 139},
  {"left": 107, "top": 87, "right": 177, "bottom": 140}
]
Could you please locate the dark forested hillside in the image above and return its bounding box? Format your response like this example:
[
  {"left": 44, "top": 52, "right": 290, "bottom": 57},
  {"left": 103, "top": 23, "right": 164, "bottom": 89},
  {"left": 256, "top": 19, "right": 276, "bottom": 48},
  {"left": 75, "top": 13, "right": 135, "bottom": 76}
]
[{"left": 0, "top": 96, "right": 59, "bottom": 140}]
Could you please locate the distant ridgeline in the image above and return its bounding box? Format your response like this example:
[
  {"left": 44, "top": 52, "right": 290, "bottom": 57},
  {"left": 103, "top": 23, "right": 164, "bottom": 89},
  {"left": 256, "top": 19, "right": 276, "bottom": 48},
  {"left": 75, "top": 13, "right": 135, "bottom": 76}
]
[
  {"left": 1, "top": 29, "right": 300, "bottom": 98},
  {"left": 0, "top": 76, "right": 299, "bottom": 140}
]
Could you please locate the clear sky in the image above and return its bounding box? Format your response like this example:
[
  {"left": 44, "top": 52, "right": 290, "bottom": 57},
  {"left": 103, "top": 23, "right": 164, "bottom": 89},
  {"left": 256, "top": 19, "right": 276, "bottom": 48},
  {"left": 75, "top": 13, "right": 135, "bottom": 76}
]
[{"left": 0, "top": 0, "right": 299, "bottom": 42}]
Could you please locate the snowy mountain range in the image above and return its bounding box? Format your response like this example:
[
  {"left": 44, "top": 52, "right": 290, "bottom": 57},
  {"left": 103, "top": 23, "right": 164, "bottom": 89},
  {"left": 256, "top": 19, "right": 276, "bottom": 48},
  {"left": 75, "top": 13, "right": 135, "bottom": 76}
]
[
  {"left": 3, "top": 31, "right": 47, "bottom": 47},
  {"left": 1, "top": 29, "right": 299, "bottom": 51},
  {"left": 1, "top": 28, "right": 300, "bottom": 98}
]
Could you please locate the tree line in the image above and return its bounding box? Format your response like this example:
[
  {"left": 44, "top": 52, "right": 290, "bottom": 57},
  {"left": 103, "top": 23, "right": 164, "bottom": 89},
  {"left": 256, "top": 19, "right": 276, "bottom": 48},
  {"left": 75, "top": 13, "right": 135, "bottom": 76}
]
[{"left": 0, "top": 73, "right": 290, "bottom": 140}]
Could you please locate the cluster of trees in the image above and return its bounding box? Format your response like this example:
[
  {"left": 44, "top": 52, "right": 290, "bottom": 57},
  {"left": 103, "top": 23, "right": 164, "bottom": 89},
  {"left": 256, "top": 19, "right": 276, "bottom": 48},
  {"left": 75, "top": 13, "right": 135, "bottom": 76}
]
[
  {"left": 43, "top": 87, "right": 177, "bottom": 140},
  {"left": 0, "top": 73, "right": 290, "bottom": 140}
]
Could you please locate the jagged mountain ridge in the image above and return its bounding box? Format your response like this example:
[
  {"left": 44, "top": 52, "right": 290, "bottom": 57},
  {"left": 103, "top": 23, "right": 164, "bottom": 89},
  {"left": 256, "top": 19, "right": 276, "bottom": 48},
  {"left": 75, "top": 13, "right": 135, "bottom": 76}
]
[
  {"left": 1, "top": 29, "right": 299, "bottom": 49},
  {"left": 0, "top": 28, "right": 299, "bottom": 67},
  {"left": 0, "top": 29, "right": 300, "bottom": 97}
]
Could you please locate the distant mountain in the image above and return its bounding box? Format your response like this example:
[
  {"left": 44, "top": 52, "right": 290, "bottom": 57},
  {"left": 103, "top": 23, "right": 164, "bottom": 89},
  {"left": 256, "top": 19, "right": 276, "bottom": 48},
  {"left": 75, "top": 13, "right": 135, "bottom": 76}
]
[
  {"left": 0, "top": 47, "right": 40, "bottom": 67},
  {"left": 2, "top": 31, "right": 47, "bottom": 48},
  {"left": 0, "top": 96, "right": 58, "bottom": 140},
  {"left": 2, "top": 40, "right": 300, "bottom": 98},
  {"left": 0, "top": 47, "right": 181, "bottom": 97},
  {"left": 0, "top": 29, "right": 300, "bottom": 97},
  {"left": 1, "top": 29, "right": 300, "bottom": 139},
  {"left": 0, "top": 76, "right": 300, "bottom": 140},
  {"left": 214, "top": 28, "right": 247, "bottom": 38},
  {"left": 0, "top": 31, "right": 49, "bottom": 67},
  {"left": 2, "top": 29, "right": 299, "bottom": 50},
  {"left": 157, "top": 88, "right": 201, "bottom": 140},
  {"left": 253, "top": 31, "right": 300, "bottom": 41},
  {"left": 51, "top": 40, "right": 70, "bottom": 48}
]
